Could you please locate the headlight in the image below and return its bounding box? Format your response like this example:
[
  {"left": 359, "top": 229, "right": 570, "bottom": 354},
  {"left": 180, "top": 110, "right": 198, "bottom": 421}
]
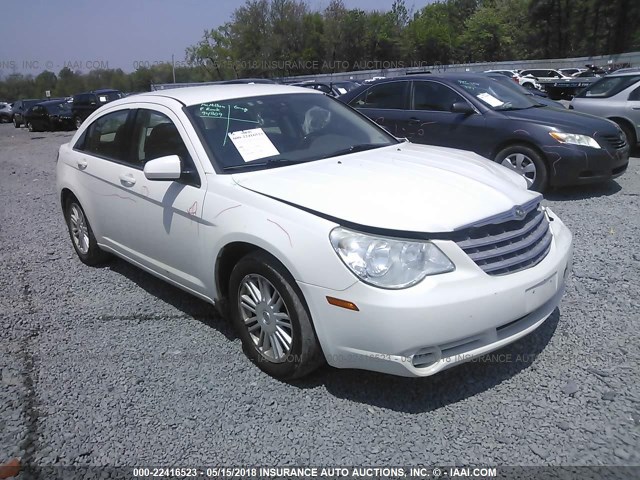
[
  {"left": 329, "top": 227, "right": 455, "bottom": 289},
  {"left": 549, "top": 132, "right": 601, "bottom": 149}
]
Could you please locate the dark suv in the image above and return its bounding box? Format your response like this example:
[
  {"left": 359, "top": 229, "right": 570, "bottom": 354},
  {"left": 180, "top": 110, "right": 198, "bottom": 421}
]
[
  {"left": 71, "top": 89, "right": 122, "bottom": 129},
  {"left": 13, "top": 99, "right": 45, "bottom": 127}
]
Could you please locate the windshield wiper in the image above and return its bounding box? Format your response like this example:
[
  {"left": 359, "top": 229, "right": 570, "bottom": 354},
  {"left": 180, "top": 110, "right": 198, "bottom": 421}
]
[
  {"left": 222, "top": 158, "right": 307, "bottom": 171},
  {"left": 322, "top": 143, "right": 390, "bottom": 159}
]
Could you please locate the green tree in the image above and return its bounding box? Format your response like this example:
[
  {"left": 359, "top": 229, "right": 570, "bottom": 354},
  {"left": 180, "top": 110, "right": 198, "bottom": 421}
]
[{"left": 459, "top": 4, "right": 515, "bottom": 62}]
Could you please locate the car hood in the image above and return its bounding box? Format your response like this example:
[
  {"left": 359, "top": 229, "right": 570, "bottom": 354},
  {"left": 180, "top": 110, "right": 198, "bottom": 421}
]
[
  {"left": 232, "top": 143, "right": 539, "bottom": 233},
  {"left": 503, "top": 106, "right": 618, "bottom": 134}
]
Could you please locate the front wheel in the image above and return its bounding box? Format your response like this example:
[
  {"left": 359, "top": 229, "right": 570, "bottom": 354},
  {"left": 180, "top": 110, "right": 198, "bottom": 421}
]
[
  {"left": 64, "top": 200, "right": 109, "bottom": 266},
  {"left": 27, "top": 121, "right": 34, "bottom": 132},
  {"left": 495, "top": 145, "right": 548, "bottom": 192},
  {"left": 13, "top": 117, "right": 20, "bottom": 128},
  {"left": 616, "top": 121, "right": 636, "bottom": 149},
  {"left": 229, "top": 252, "right": 324, "bottom": 379}
]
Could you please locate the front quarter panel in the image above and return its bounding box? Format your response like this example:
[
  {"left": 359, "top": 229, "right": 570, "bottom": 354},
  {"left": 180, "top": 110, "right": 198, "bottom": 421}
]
[{"left": 203, "top": 176, "right": 358, "bottom": 297}]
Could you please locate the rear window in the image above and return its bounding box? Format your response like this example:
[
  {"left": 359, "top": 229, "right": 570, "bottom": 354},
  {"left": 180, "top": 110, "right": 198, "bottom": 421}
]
[{"left": 578, "top": 75, "right": 640, "bottom": 98}]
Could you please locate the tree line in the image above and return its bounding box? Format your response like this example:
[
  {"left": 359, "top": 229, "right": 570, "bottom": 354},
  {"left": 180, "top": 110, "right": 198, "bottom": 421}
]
[{"left": 2, "top": 0, "right": 638, "bottom": 100}]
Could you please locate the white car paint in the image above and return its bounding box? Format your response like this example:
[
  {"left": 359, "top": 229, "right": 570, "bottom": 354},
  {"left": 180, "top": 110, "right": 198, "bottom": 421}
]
[{"left": 57, "top": 85, "right": 573, "bottom": 377}]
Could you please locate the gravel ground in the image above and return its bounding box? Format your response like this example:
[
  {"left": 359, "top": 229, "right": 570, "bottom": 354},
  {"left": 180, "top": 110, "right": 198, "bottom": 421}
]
[{"left": 0, "top": 123, "right": 639, "bottom": 477}]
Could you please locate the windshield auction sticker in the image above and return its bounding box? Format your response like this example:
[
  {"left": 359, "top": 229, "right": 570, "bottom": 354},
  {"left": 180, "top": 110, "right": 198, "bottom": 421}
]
[
  {"left": 477, "top": 92, "right": 504, "bottom": 107},
  {"left": 228, "top": 128, "right": 280, "bottom": 162}
]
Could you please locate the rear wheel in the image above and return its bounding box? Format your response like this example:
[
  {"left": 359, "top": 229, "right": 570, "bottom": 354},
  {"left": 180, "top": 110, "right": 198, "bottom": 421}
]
[
  {"left": 74, "top": 116, "right": 83, "bottom": 129},
  {"left": 229, "top": 252, "right": 324, "bottom": 379},
  {"left": 495, "top": 144, "right": 548, "bottom": 192},
  {"left": 27, "top": 121, "right": 34, "bottom": 132},
  {"left": 64, "top": 200, "right": 109, "bottom": 266},
  {"left": 13, "top": 117, "right": 20, "bottom": 128}
]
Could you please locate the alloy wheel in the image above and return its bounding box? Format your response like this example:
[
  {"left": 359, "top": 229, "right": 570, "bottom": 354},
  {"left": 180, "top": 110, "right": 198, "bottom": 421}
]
[
  {"left": 69, "top": 204, "right": 90, "bottom": 255},
  {"left": 237, "top": 273, "right": 293, "bottom": 363}
]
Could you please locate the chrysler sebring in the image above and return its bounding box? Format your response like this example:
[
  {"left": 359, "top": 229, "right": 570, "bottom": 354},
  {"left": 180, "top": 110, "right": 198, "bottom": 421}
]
[{"left": 56, "top": 85, "right": 573, "bottom": 378}]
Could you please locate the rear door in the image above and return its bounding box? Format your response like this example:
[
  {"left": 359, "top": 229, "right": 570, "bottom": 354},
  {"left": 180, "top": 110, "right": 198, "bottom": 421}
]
[
  {"left": 347, "top": 81, "right": 411, "bottom": 137},
  {"left": 70, "top": 108, "right": 136, "bottom": 248}
]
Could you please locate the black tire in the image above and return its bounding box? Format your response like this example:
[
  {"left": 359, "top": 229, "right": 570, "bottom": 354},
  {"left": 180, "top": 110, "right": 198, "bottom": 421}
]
[
  {"left": 27, "top": 121, "right": 34, "bottom": 132},
  {"left": 523, "top": 82, "right": 536, "bottom": 90},
  {"left": 13, "top": 117, "right": 20, "bottom": 128},
  {"left": 495, "top": 144, "right": 548, "bottom": 192},
  {"left": 228, "top": 251, "right": 324, "bottom": 379},
  {"left": 64, "top": 199, "right": 109, "bottom": 266},
  {"left": 74, "top": 116, "right": 83, "bottom": 129}
]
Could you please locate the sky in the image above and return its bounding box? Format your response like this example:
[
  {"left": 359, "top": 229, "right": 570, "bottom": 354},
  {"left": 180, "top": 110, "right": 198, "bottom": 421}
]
[{"left": 1, "top": 0, "right": 432, "bottom": 76}]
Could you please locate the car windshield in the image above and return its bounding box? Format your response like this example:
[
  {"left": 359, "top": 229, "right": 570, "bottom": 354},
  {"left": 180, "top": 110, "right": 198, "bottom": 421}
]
[
  {"left": 577, "top": 75, "right": 640, "bottom": 98},
  {"left": 186, "top": 92, "right": 397, "bottom": 172},
  {"left": 453, "top": 78, "right": 537, "bottom": 110}
]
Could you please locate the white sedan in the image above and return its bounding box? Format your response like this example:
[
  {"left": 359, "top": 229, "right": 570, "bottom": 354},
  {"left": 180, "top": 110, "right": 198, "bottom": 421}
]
[{"left": 56, "top": 84, "right": 573, "bottom": 379}]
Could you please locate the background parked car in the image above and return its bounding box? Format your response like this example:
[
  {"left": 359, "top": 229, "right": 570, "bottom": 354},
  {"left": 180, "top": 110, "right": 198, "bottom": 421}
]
[
  {"left": 559, "top": 68, "right": 587, "bottom": 77},
  {"left": 289, "top": 81, "right": 342, "bottom": 96},
  {"left": 339, "top": 74, "right": 629, "bottom": 191},
  {"left": 331, "top": 80, "right": 361, "bottom": 94},
  {"left": 0, "top": 102, "right": 13, "bottom": 123},
  {"left": 12, "top": 99, "right": 45, "bottom": 127},
  {"left": 71, "top": 89, "right": 123, "bottom": 129},
  {"left": 483, "top": 69, "right": 540, "bottom": 90},
  {"left": 569, "top": 71, "right": 640, "bottom": 148},
  {"left": 519, "top": 69, "right": 572, "bottom": 82},
  {"left": 23, "top": 100, "right": 74, "bottom": 132}
]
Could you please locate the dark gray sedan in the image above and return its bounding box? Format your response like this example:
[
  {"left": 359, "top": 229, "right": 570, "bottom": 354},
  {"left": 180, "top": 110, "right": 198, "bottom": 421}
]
[{"left": 339, "top": 74, "right": 630, "bottom": 191}]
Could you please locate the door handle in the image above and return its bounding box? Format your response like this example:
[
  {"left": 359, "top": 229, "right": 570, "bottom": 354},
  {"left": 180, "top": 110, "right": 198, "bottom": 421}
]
[
  {"left": 76, "top": 159, "right": 88, "bottom": 170},
  {"left": 408, "top": 117, "right": 421, "bottom": 125},
  {"left": 119, "top": 173, "right": 136, "bottom": 186}
]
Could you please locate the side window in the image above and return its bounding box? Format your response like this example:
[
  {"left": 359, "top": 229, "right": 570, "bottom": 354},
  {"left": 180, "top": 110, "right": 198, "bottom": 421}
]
[
  {"left": 629, "top": 86, "right": 640, "bottom": 101},
  {"left": 76, "top": 109, "right": 131, "bottom": 162},
  {"left": 133, "top": 109, "right": 200, "bottom": 186},
  {"left": 412, "top": 81, "right": 466, "bottom": 112},
  {"left": 349, "top": 82, "right": 407, "bottom": 109}
]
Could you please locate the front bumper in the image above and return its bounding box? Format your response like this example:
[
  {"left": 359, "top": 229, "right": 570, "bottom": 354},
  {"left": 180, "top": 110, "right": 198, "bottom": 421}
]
[
  {"left": 545, "top": 143, "right": 629, "bottom": 187},
  {"left": 299, "top": 210, "right": 573, "bottom": 377}
]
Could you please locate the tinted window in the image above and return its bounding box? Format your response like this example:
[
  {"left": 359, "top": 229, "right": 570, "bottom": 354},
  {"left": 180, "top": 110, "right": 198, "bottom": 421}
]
[
  {"left": 412, "top": 81, "right": 466, "bottom": 111},
  {"left": 131, "top": 109, "right": 199, "bottom": 186},
  {"left": 579, "top": 75, "right": 640, "bottom": 98},
  {"left": 77, "top": 109, "right": 131, "bottom": 161},
  {"left": 349, "top": 82, "right": 407, "bottom": 109},
  {"left": 186, "top": 93, "right": 396, "bottom": 171},
  {"left": 628, "top": 86, "right": 640, "bottom": 101}
]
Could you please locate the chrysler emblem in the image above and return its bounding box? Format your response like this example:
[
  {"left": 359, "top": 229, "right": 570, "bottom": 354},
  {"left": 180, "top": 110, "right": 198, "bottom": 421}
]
[{"left": 514, "top": 207, "right": 526, "bottom": 219}]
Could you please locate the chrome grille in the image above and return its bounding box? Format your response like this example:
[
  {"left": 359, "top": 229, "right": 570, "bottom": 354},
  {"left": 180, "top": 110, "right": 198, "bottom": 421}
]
[
  {"left": 454, "top": 206, "right": 552, "bottom": 276},
  {"left": 601, "top": 133, "right": 626, "bottom": 150}
]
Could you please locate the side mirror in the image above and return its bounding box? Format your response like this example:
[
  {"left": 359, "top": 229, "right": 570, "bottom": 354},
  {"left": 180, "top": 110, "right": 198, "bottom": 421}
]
[
  {"left": 144, "top": 155, "right": 182, "bottom": 181},
  {"left": 451, "top": 102, "right": 475, "bottom": 115}
]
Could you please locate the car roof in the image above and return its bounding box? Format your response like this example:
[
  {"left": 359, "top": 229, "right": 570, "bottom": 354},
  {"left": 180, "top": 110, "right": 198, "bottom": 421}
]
[
  {"left": 38, "top": 99, "right": 69, "bottom": 106},
  {"left": 124, "top": 84, "right": 320, "bottom": 107}
]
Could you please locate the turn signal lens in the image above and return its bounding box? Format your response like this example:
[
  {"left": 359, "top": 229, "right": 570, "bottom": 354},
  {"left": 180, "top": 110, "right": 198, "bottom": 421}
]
[{"left": 326, "top": 296, "right": 359, "bottom": 311}]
